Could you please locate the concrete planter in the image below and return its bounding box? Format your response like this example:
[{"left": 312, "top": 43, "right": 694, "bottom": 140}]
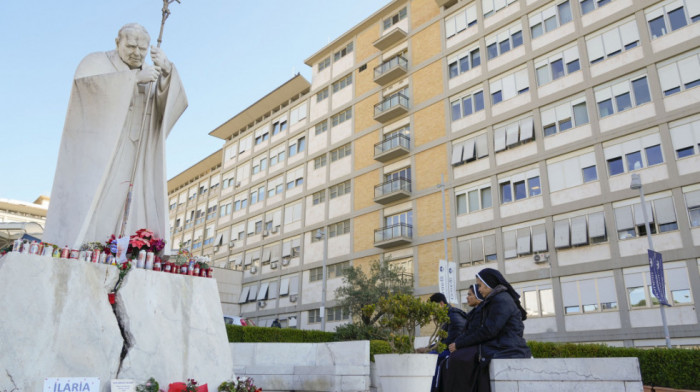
[{"left": 374, "top": 354, "right": 437, "bottom": 392}]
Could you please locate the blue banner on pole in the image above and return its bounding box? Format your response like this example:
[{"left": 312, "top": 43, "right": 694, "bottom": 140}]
[{"left": 648, "top": 249, "right": 669, "bottom": 306}]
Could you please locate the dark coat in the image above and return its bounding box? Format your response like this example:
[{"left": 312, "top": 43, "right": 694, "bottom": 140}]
[
  {"left": 453, "top": 285, "right": 531, "bottom": 360},
  {"left": 463, "top": 301, "right": 484, "bottom": 336},
  {"left": 443, "top": 305, "right": 468, "bottom": 345}
]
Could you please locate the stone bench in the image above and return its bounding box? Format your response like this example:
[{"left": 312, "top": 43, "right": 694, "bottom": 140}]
[
  {"left": 230, "top": 341, "right": 370, "bottom": 392},
  {"left": 490, "top": 357, "right": 643, "bottom": 391}
]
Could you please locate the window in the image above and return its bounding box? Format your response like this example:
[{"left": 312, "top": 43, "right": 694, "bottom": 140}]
[
  {"left": 309, "top": 267, "right": 324, "bottom": 282},
  {"left": 332, "top": 74, "right": 353, "bottom": 93},
  {"left": 683, "top": 189, "right": 700, "bottom": 227},
  {"left": 288, "top": 135, "right": 306, "bottom": 157},
  {"left": 383, "top": 6, "right": 407, "bottom": 30},
  {"left": 271, "top": 120, "right": 287, "bottom": 137},
  {"left": 451, "top": 88, "right": 485, "bottom": 121},
  {"left": 330, "top": 143, "right": 352, "bottom": 162},
  {"left": 315, "top": 121, "right": 328, "bottom": 136},
  {"left": 448, "top": 46, "right": 481, "bottom": 79},
  {"left": 251, "top": 154, "right": 267, "bottom": 175},
  {"left": 614, "top": 196, "right": 678, "bottom": 240},
  {"left": 445, "top": 4, "right": 477, "bottom": 38},
  {"left": 530, "top": 0, "right": 573, "bottom": 40},
  {"left": 318, "top": 57, "right": 330, "bottom": 72},
  {"left": 555, "top": 211, "right": 607, "bottom": 248},
  {"left": 283, "top": 201, "right": 303, "bottom": 225},
  {"left": 314, "top": 155, "right": 327, "bottom": 169},
  {"left": 312, "top": 190, "right": 326, "bottom": 205},
  {"left": 657, "top": 50, "right": 700, "bottom": 97},
  {"left": 485, "top": 23, "right": 523, "bottom": 60},
  {"left": 562, "top": 275, "right": 618, "bottom": 314},
  {"left": 670, "top": 117, "right": 700, "bottom": 159},
  {"left": 482, "top": 0, "right": 518, "bottom": 18},
  {"left": 502, "top": 223, "right": 548, "bottom": 258},
  {"left": 290, "top": 102, "right": 307, "bottom": 125},
  {"left": 456, "top": 184, "right": 492, "bottom": 215},
  {"left": 500, "top": 170, "right": 541, "bottom": 204},
  {"left": 494, "top": 117, "right": 535, "bottom": 152},
  {"left": 333, "top": 42, "right": 354, "bottom": 62},
  {"left": 269, "top": 144, "right": 286, "bottom": 167},
  {"left": 316, "top": 88, "right": 329, "bottom": 102},
  {"left": 515, "top": 283, "right": 555, "bottom": 317},
  {"left": 595, "top": 74, "right": 651, "bottom": 118},
  {"left": 458, "top": 233, "right": 497, "bottom": 265},
  {"left": 646, "top": 0, "right": 700, "bottom": 40},
  {"left": 547, "top": 151, "right": 598, "bottom": 192},
  {"left": 624, "top": 263, "right": 693, "bottom": 308},
  {"left": 285, "top": 166, "right": 304, "bottom": 190},
  {"left": 329, "top": 220, "right": 351, "bottom": 237},
  {"left": 327, "top": 306, "right": 350, "bottom": 322},
  {"left": 580, "top": 0, "right": 614, "bottom": 15},
  {"left": 536, "top": 45, "right": 580, "bottom": 86},
  {"left": 603, "top": 133, "right": 664, "bottom": 176},
  {"left": 490, "top": 68, "right": 529, "bottom": 105},
  {"left": 254, "top": 127, "right": 269, "bottom": 145},
  {"left": 452, "top": 133, "right": 488, "bottom": 166},
  {"left": 541, "top": 97, "right": 589, "bottom": 137},
  {"left": 330, "top": 180, "right": 351, "bottom": 199},
  {"left": 308, "top": 309, "right": 322, "bottom": 324},
  {"left": 331, "top": 108, "right": 352, "bottom": 127},
  {"left": 328, "top": 261, "right": 351, "bottom": 279},
  {"left": 586, "top": 19, "right": 640, "bottom": 64}
]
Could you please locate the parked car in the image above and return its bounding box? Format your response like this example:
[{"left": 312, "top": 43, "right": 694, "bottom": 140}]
[{"left": 223, "top": 315, "right": 255, "bottom": 326}]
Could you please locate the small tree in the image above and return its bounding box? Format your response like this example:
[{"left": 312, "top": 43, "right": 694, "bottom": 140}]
[
  {"left": 366, "top": 293, "right": 449, "bottom": 353},
  {"left": 334, "top": 259, "right": 413, "bottom": 327}
]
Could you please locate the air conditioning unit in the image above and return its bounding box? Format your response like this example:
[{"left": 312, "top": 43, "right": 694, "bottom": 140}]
[
  {"left": 281, "top": 258, "right": 290, "bottom": 266},
  {"left": 533, "top": 253, "right": 549, "bottom": 264},
  {"left": 262, "top": 230, "right": 269, "bottom": 237},
  {"left": 271, "top": 227, "right": 278, "bottom": 234},
  {"left": 235, "top": 182, "right": 242, "bottom": 188},
  {"left": 258, "top": 300, "right": 267, "bottom": 308},
  {"left": 270, "top": 261, "right": 278, "bottom": 269},
  {"left": 229, "top": 240, "right": 236, "bottom": 248},
  {"left": 289, "top": 295, "right": 298, "bottom": 303},
  {"left": 250, "top": 266, "right": 258, "bottom": 274},
  {"left": 214, "top": 246, "right": 220, "bottom": 252}
]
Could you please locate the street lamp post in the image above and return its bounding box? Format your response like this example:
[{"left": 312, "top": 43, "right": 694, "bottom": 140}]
[
  {"left": 630, "top": 172, "right": 672, "bottom": 349},
  {"left": 315, "top": 229, "right": 328, "bottom": 332}
]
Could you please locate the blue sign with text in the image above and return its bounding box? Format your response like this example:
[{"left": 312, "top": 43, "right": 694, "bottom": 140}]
[{"left": 648, "top": 249, "right": 669, "bottom": 306}]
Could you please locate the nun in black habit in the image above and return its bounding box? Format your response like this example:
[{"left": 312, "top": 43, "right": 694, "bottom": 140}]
[{"left": 441, "top": 268, "right": 532, "bottom": 392}]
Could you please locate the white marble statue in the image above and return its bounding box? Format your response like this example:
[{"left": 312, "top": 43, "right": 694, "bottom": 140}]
[{"left": 43, "top": 23, "right": 187, "bottom": 251}]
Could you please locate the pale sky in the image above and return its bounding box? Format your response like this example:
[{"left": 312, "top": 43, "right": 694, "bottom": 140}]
[{"left": 0, "top": 0, "right": 390, "bottom": 202}]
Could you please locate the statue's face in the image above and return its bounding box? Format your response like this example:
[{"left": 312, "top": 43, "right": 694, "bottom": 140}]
[{"left": 116, "top": 29, "right": 149, "bottom": 69}]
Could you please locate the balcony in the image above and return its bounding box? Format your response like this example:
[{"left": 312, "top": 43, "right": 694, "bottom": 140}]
[
  {"left": 374, "top": 223, "right": 413, "bottom": 248},
  {"left": 435, "top": 0, "right": 458, "bottom": 8},
  {"left": 374, "top": 55, "right": 408, "bottom": 85},
  {"left": 374, "top": 177, "right": 411, "bottom": 204},
  {"left": 374, "top": 133, "right": 410, "bottom": 162},
  {"left": 374, "top": 92, "right": 409, "bottom": 123},
  {"left": 373, "top": 27, "right": 407, "bottom": 51}
]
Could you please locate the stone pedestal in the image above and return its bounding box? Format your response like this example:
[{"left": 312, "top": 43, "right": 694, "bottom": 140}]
[{"left": 0, "top": 253, "right": 234, "bottom": 391}]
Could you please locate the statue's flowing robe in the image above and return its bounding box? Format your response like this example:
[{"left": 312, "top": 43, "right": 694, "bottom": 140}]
[{"left": 43, "top": 50, "right": 187, "bottom": 252}]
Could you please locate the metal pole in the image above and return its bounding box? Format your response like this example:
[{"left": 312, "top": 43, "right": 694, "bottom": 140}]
[
  {"left": 321, "top": 229, "right": 328, "bottom": 332},
  {"left": 439, "top": 174, "right": 448, "bottom": 264},
  {"left": 636, "top": 179, "right": 672, "bottom": 349}
]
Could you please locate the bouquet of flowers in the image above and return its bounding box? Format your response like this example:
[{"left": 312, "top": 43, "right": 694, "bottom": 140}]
[
  {"left": 105, "top": 228, "right": 166, "bottom": 260},
  {"left": 218, "top": 377, "right": 261, "bottom": 392},
  {"left": 136, "top": 377, "right": 164, "bottom": 392}
]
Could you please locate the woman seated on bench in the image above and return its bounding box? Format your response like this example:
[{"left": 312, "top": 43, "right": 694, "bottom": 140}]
[{"left": 441, "top": 268, "right": 531, "bottom": 392}]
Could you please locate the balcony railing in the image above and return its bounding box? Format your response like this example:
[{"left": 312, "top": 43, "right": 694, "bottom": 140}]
[
  {"left": 374, "top": 133, "right": 410, "bottom": 162},
  {"left": 374, "top": 92, "right": 409, "bottom": 123},
  {"left": 374, "top": 223, "right": 413, "bottom": 248},
  {"left": 374, "top": 55, "right": 408, "bottom": 85},
  {"left": 374, "top": 177, "right": 411, "bottom": 204}
]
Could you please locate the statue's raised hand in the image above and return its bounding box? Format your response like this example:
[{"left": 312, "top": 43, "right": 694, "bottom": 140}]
[
  {"left": 150, "top": 46, "right": 172, "bottom": 77},
  {"left": 136, "top": 65, "right": 161, "bottom": 83}
]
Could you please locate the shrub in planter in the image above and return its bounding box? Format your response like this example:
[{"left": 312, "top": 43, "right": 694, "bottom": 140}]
[
  {"left": 366, "top": 293, "right": 448, "bottom": 353},
  {"left": 370, "top": 340, "right": 392, "bottom": 362}
]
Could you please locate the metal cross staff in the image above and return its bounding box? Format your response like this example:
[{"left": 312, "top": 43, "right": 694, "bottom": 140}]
[{"left": 119, "top": 0, "right": 181, "bottom": 238}]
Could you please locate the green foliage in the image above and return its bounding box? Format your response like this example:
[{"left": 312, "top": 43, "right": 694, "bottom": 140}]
[
  {"left": 528, "top": 341, "right": 700, "bottom": 390},
  {"left": 369, "top": 340, "right": 393, "bottom": 362},
  {"left": 334, "top": 323, "right": 385, "bottom": 341},
  {"left": 218, "top": 376, "right": 261, "bottom": 392},
  {"left": 135, "top": 377, "right": 161, "bottom": 392},
  {"left": 334, "top": 259, "right": 414, "bottom": 327},
  {"left": 369, "top": 293, "right": 449, "bottom": 353},
  {"left": 225, "top": 324, "right": 336, "bottom": 343}
]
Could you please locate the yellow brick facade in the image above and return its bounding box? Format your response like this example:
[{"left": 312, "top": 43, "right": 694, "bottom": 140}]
[
  {"left": 414, "top": 144, "right": 448, "bottom": 191},
  {"left": 355, "top": 57, "right": 379, "bottom": 98},
  {"left": 356, "top": 23, "right": 379, "bottom": 64},
  {"left": 354, "top": 130, "right": 380, "bottom": 171},
  {"left": 354, "top": 93, "right": 379, "bottom": 133},
  {"left": 410, "top": 21, "right": 440, "bottom": 66},
  {"left": 410, "top": 0, "right": 440, "bottom": 30},
  {"left": 416, "top": 240, "right": 450, "bottom": 287},
  {"left": 415, "top": 191, "right": 450, "bottom": 236},
  {"left": 353, "top": 169, "right": 380, "bottom": 211},
  {"left": 412, "top": 60, "right": 443, "bottom": 106},
  {"left": 353, "top": 211, "right": 380, "bottom": 252},
  {"left": 413, "top": 102, "right": 445, "bottom": 147}
]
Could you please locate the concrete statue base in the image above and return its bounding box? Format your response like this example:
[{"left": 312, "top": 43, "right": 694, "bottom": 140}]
[{"left": 0, "top": 252, "right": 234, "bottom": 391}]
